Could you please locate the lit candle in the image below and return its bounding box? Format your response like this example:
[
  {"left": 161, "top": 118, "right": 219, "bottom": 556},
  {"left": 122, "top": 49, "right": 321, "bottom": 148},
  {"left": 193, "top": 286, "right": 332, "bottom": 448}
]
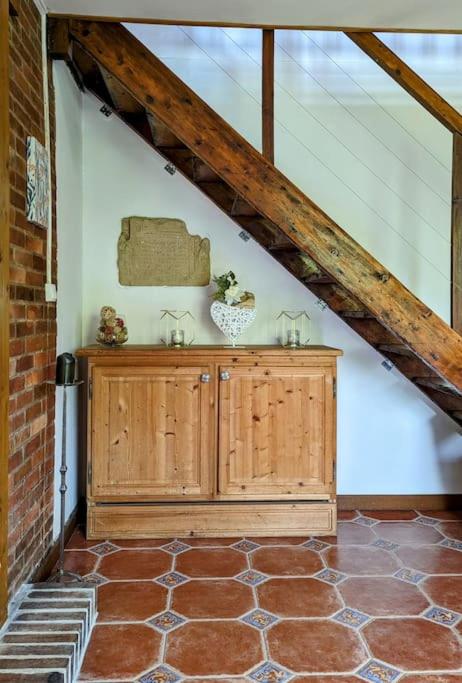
[
  {"left": 171, "top": 329, "right": 185, "bottom": 347},
  {"left": 287, "top": 328, "right": 300, "bottom": 348}
]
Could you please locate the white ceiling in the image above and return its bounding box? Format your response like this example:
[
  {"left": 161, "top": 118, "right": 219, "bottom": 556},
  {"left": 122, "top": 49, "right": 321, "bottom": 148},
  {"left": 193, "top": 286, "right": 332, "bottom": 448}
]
[{"left": 45, "top": 0, "right": 462, "bottom": 32}]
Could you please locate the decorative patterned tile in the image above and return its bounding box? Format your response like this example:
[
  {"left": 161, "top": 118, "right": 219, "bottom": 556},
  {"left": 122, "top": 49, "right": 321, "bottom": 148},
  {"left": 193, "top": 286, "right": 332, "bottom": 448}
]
[
  {"left": 416, "top": 516, "right": 440, "bottom": 526},
  {"left": 355, "top": 516, "right": 378, "bottom": 527},
  {"left": 249, "top": 661, "right": 293, "bottom": 683},
  {"left": 358, "top": 659, "right": 401, "bottom": 682},
  {"left": 394, "top": 567, "right": 426, "bottom": 584},
  {"left": 89, "top": 541, "right": 119, "bottom": 556},
  {"left": 372, "top": 539, "right": 399, "bottom": 552},
  {"left": 334, "top": 607, "right": 370, "bottom": 628},
  {"left": 155, "top": 572, "right": 189, "bottom": 588},
  {"left": 241, "top": 609, "right": 279, "bottom": 630},
  {"left": 424, "top": 606, "right": 460, "bottom": 626},
  {"left": 149, "top": 610, "right": 186, "bottom": 632},
  {"left": 303, "top": 539, "right": 330, "bottom": 551},
  {"left": 235, "top": 570, "right": 267, "bottom": 586},
  {"left": 232, "top": 539, "right": 260, "bottom": 553},
  {"left": 82, "top": 572, "right": 108, "bottom": 585},
  {"left": 315, "top": 568, "right": 347, "bottom": 585},
  {"left": 161, "top": 541, "right": 190, "bottom": 555},
  {"left": 441, "top": 537, "right": 462, "bottom": 551},
  {"left": 138, "top": 665, "right": 181, "bottom": 683}
]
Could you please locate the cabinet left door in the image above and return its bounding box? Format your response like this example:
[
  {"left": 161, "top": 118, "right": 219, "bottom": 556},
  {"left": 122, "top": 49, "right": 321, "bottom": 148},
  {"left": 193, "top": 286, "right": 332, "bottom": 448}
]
[{"left": 89, "top": 365, "right": 213, "bottom": 501}]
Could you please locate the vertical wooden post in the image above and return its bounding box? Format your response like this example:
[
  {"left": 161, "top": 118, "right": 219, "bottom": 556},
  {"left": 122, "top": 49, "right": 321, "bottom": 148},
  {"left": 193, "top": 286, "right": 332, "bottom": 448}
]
[
  {"left": 0, "top": 0, "right": 10, "bottom": 624},
  {"left": 452, "top": 133, "right": 462, "bottom": 334},
  {"left": 262, "top": 29, "right": 274, "bottom": 164}
]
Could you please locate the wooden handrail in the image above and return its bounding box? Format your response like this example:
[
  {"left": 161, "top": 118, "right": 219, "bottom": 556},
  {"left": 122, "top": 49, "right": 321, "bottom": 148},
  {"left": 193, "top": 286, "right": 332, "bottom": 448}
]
[
  {"left": 345, "top": 32, "right": 462, "bottom": 135},
  {"left": 68, "top": 20, "right": 462, "bottom": 391}
]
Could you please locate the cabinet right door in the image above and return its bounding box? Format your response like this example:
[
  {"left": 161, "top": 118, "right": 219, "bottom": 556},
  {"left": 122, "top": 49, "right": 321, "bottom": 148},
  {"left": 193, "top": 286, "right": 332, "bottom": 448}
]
[{"left": 218, "top": 364, "right": 335, "bottom": 499}]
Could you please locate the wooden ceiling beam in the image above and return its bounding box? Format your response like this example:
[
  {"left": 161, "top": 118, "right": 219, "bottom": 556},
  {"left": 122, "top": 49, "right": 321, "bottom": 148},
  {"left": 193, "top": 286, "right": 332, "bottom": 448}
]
[{"left": 345, "top": 31, "right": 462, "bottom": 135}]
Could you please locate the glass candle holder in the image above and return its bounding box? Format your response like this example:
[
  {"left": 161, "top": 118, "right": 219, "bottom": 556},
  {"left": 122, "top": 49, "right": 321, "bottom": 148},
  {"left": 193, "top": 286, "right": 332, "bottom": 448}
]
[
  {"left": 160, "top": 310, "right": 195, "bottom": 347},
  {"left": 276, "top": 310, "right": 311, "bottom": 348}
]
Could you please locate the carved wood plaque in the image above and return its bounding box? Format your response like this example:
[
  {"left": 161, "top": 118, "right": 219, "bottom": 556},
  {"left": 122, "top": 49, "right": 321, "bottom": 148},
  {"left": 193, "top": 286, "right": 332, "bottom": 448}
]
[{"left": 118, "top": 217, "right": 210, "bottom": 286}]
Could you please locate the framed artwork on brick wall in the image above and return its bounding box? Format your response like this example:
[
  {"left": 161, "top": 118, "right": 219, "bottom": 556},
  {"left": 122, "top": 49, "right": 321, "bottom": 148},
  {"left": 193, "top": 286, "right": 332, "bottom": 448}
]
[{"left": 26, "top": 135, "right": 49, "bottom": 229}]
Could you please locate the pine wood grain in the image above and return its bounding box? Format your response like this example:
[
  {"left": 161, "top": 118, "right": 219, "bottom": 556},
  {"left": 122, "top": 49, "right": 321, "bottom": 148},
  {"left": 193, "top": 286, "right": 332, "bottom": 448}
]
[{"left": 452, "top": 133, "right": 462, "bottom": 333}]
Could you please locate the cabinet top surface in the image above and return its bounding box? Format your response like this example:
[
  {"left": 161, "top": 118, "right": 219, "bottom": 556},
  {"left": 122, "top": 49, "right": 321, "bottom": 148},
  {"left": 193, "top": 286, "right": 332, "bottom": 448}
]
[{"left": 76, "top": 344, "right": 343, "bottom": 357}]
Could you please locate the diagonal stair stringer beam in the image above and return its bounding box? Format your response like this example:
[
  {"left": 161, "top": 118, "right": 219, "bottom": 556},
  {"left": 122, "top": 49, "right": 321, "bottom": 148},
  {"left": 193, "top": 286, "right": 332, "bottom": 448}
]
[{"left": 68, "top": 20, "right": 462, "bottom": 393}]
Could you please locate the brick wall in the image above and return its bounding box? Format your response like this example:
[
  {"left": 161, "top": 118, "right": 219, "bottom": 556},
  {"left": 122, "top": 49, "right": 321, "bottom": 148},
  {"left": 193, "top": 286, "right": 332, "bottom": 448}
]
[{"left": 8, "top": 0, "right": 57, "bottom": 596}]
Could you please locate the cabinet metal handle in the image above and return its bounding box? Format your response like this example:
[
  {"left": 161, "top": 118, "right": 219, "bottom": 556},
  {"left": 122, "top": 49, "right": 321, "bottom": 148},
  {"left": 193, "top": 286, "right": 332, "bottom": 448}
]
[
  {"left": 220, "top": 370, "right": 231, "bottom": 381},
  {"left": 200, "top": 373, "right": 211, "bottom": 383}
]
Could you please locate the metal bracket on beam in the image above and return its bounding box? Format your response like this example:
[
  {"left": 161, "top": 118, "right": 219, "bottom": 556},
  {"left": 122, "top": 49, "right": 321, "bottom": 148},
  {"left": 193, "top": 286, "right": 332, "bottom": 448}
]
[
  {"left": 164, "top": 162, "right": 177, "bottom": 176},
  {"left": 99, "top": 105, "right": 113, "bottom": 118}
]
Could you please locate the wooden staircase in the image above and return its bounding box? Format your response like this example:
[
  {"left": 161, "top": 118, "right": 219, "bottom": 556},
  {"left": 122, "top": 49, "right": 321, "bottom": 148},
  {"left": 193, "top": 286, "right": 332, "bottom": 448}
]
[{"left": 50, "top": 20, "right": 462, "bottom": 427}]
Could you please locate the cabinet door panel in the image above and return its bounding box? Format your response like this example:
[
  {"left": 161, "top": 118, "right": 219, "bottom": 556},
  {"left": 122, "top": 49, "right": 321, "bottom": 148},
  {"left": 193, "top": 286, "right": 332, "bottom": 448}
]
[
  {"left": 218, "top": 366, "right": 334, "bottom": 498},
  {"left": 91, "top": 365, "right": 212, "bottom": 499}
]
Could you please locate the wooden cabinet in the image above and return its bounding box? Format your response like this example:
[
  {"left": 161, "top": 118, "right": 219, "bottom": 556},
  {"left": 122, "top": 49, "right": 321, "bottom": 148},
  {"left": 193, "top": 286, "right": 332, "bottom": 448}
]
[{"left": 77, "top": 345, "right": 341, "bottom": 539}]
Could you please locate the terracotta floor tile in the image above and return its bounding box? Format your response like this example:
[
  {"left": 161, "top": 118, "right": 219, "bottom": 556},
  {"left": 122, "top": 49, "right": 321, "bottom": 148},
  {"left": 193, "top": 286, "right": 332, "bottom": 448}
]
[
  {"left": 267, "top": 620, "right": 367, "bottom": 672},
  {"left": 98, "top": 549, "right": 172, "bottom": 580},
  {"left": 62, "top": 550, "right": 98, "bottom": 575},
  {"left": 258, "top": 577, "right": 342, "bottom": 617},
  {"left": 420, "top": 510, "right": 462, "bottom": 521},
  {"left": 165, "top": 621, "right": 262, "bottom": 675},
  {"left": 291, "top": 678, "right": 362, "bottom": 683},
  {"left": 66, "top": 527, "right": 96, "bottom": 549},
  {"left": 320, "top": 522, "right": 376, "bottom": 545},
  {"left": 324, "top": 546, "right": 399, "bottom": 575},
  {"left": 423, "top": 575, "right": 462, "bottom": 613},
  {"left": 247, "top": 537, "right": 306, "bottom": 545},
  {"left": 111, "top": 538, "right": 172, "bottom": 547},
  {"left": 337, "top": 510, "right": 358, "bottom": 520},
  {"left": 439, "top": 521, "right": 462, "bottom": 540},
  {"left": 176, "top": 537, "right": 242, "bottom": 546},
  {"left": 397, "top": 545, "right": 462, "bottom": 574},
  {"left": 360, "top": 510, "right": 418, "bottom": 520},
  {"left": 373, "top": 521, "right": 443, "bottom": 544},
  {"left": 97, "top": 581, "right": 168, "bottom": 621},
  {"left": 251, "top": 546, "right": 322, "bottom": 575},
  {"left": 79, "top": 624, "right": 161, "bottom": 680},
  {"left": 175, "top": 548, "right": 247, "bottom": 577},
  {"left": 172, "top": 579, "right": 254, "bottom": 618},
  {"left": 339, "top": 576, "right": 429, "bottom": 615},
  {"left": 363, "top": 618, "right": 462, "bottom": 670},
  {"left": 401, "top": 677, "right": 462, "bottom": 682}
]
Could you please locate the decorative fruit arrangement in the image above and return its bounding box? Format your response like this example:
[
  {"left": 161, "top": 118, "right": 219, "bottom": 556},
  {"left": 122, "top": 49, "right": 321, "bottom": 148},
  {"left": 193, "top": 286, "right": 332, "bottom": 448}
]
[{"left": 96, "top": 306, "right": 128, "bottom": 346}]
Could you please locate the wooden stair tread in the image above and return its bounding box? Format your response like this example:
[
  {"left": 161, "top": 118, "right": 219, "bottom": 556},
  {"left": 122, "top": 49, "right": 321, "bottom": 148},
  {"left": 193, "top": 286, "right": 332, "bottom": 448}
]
[
  {"left": 415, "top": 377, "right": 461, "bottom": 397},
  {"left": 339, "top": 310, "right": 374, "bottom": 319},
  {"left": 378, "top": 344, "right": 415, "bottom": 357}
]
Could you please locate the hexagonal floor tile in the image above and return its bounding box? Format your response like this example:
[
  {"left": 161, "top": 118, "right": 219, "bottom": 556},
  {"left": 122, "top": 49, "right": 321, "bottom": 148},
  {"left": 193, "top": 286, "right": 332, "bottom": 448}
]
[
  {"left": 98, "top": 549, "right": 172, "bottom": 580},
  {"left": 400, "top": 676, "right": 462, "bottom": 682},
  {"left": 165, "top": 621, "right": 262, "bottom": 676},
  {"left": 397, "top": 546, "right": 462, "bottom": 574},
  {"left": 79, "top": 624, "right": 161, "bottom": 681},
  {"left": 251, "top": 546, "right": 323, "bottom": 575},
  {"left": 423, "top": 575, "right": 462, "bottom": 613},
  {"left": 175, "top": 548, "right": 247, "bottom": 577},
  {"left": 363, "top": 617, "right": 462, "bottom": 671},
  {"left": 257, "top": 577, "right": 342, "bottom": 617},
  {"left": 339, "top": 577, "right": 429, "bottom": 616},
  {"left": 373, "top": 522, "right": 443, "bottom": 544},
  {"left": 360, "top": 510, "right": 418, "bottom": 521},
  {"left": 324, "top": 546, "right": 399, "bottom": 576},
  {"left": 439, "top": 522, "right": 462, "bottom": 541},
  {"left": 320, "top": 522, "right": 376, "bottom": 545},
  {"left": 291, "top": 677, "right": 363, "bottom": 683},
  {"left": 172, "top": 579, "right": 254, "bottom": 618},
  {"left": 97, "top": 581, "right": 168, "bottom": 621},
  {"left": 62, "top": 550, "right": 98, "bottom": 575},
  {"left": 267, "top": 619, "right": 367, "bottom": 672}
]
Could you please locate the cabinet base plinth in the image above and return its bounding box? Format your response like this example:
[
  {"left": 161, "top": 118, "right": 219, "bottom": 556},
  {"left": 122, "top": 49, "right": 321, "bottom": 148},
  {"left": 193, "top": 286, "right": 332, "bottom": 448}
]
[{"left": 87, "top": 502, "right": 336, "bottom": 539}]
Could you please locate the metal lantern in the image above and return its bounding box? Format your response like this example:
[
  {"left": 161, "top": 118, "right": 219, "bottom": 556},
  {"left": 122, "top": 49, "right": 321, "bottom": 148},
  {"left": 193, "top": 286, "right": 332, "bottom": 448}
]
[
  {"left": 276, "top": 310, "right": 311, "bottom": 348},
  {"left": 160, "top": 310, "right": 195, "bottom": 347}
]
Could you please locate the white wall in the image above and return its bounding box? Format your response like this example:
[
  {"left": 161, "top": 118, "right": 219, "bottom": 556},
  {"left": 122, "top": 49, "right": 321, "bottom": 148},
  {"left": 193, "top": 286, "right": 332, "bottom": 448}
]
[
  {"left": 82, "top": 93, "right": 462, "bottom": 495},
  {"left": 53, "top": 63, "right": 83, "bottom": 536}
]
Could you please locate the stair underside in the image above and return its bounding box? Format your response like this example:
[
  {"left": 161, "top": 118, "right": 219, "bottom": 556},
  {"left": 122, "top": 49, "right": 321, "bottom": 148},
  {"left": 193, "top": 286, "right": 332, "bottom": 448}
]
[{"left": 63, "top": 29, "right": 462, "bottom": 428}]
